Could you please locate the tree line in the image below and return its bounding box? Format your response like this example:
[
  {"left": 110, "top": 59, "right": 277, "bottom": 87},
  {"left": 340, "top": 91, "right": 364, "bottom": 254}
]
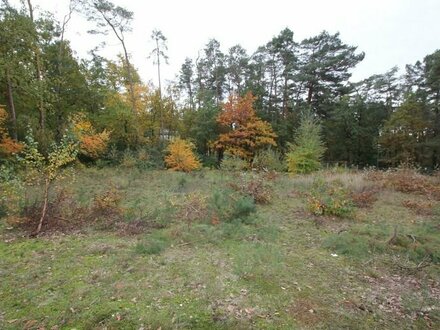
[{"left": 1, "top": 0, "right": 439, "bottom": 169}]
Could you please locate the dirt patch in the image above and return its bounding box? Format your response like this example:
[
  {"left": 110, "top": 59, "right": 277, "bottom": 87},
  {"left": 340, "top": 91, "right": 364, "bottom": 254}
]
[
  {"left": 288, "top": 298, "right": 329, "bottom": 327},
  {"left": 210, "top": 289, "right": 266, "bottom": 322}
]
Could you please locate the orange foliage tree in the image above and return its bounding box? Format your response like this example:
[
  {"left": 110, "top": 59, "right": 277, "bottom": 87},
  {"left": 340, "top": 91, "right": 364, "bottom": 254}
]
[
  {"left": 165, "top": 138, "right": 201, "bottom": 172},
  {"left": 214, "top": 92, "right": 277, "bottom": 161},
  {"left": 71, "top": 113, "right": 110, "bottom": 160},
  {"left": 0, "top": 106, "right": 23, "bottom": 157}
]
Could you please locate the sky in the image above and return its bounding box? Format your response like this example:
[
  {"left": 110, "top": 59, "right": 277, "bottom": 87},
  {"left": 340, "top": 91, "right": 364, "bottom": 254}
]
[{"left": 11, "top": 0, "right": 440, "bottom": 87}]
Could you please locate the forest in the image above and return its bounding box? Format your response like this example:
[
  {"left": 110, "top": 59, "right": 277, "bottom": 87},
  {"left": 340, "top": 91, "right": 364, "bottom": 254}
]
[
  {"left": 0, "top": 0, "right": 439, "bottom": 169},
  {"left": 0, "top": 0, "right": 440, "bottom": 329}
]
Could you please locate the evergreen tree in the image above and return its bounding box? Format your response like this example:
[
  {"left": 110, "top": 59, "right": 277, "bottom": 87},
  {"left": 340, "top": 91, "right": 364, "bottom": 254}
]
[{"left": 287, "top": 109, "right": 326, "bottom": 174}]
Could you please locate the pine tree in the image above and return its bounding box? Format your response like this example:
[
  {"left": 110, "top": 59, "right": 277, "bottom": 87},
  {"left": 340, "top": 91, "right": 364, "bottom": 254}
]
[{"left": 287, "top": 109, "right": 326, "bottom": 174}]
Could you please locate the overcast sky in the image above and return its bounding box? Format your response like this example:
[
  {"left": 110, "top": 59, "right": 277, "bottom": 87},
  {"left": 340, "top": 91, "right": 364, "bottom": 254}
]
[{"left": 12, "top": 0, "right": 440, "bottom": 87}]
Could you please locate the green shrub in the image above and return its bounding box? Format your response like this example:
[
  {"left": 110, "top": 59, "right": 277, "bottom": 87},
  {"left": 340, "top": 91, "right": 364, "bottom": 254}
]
[
  {"left": 134, "top": 232, "right": 170, "bottom": 255},
  {"left": 307, "top": 178, "right": 354, "bottom": 217},
  {"left": 210, "top": 189, "right": 256, "bottom": 223},
  {"left": 220, "top": 154, "right": 248, "bottom": 171},
  {"left": 0, "top": 164, "right": 24, "bottom": 219},
  {"left": 252, "top": 148, "right": 285, "bottom": 172},
  {"left": 200, "top": 154, "right": 218, "bottom": 168}
]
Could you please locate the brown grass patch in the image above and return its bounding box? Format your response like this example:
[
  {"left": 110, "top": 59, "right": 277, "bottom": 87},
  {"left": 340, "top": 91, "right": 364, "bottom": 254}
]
[
  {"left": 228, "top": 174, "right": 273, "bottom": 204},
  {"left": 367, "top": 169, "right": 440, "bottom": 200},
  {"left": 401, "top": 200, "right": 434, "bottom": 216},
  {"left": 350, "top": 186, "right": 379, "bottom": 208},
  {"left": 288, "top": 298, "right": 329, "bottom": 327},
  {"left": 18, "top": 187, "right": 152, "bottom": 236}
]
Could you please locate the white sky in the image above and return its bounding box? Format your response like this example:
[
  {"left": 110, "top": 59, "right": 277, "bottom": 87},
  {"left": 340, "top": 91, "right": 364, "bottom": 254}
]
[{"left": 12, "top": 0, "right": 440, "bottom": 87}]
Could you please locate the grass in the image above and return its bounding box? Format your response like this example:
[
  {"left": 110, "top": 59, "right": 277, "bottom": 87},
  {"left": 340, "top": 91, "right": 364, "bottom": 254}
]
[{"left": 0, "top": 167, "right": 439, "bottom": 329}]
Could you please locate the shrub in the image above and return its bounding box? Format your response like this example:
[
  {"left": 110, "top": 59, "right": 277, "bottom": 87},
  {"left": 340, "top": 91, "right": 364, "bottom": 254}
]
[
  {"left": 120, "top": 149, "right": 137, "bottom": 168},
  {"left": 71, "top": 112, "right": 110, "bottom": 160},
  {"left": 350, "top": 186, "right": 379, "bottom": 208},
  {"left": 210, "top": 189, "right": 256, "bottom": 223},
  {"left": 165, "top": 138, "right": 201, "bottom": 172},
  {"left": 307, "top": 178, "right": 354, "bottom": 217},
  {"left": 229, "top": 173, "right": 273, "bottom": 204},
  {"left": 220, "top": 153, "right": 248, "bottom": 171},
  {"left": 173, "top": 193, "right": 209, "bottom": 225},
  {"left": 0, "top": 106, "right": 23, "bottom": 158},
  {"left": 91, "top": 187, "right": 123, "bottom": 219},
  {"left": 252, "top": 148, "right": 285, "bottom": 172},
  {"left": 367, "top": 168, "right": 440, "bottom": 200},
  {"left": 0, "top": 164, "right": 24, "bottom": 220}
]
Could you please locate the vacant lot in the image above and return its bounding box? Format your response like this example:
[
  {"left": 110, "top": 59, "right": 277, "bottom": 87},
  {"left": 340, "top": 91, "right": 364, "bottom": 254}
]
[{"left": 1, "top": 168, "right": 439, "bottom": 329}]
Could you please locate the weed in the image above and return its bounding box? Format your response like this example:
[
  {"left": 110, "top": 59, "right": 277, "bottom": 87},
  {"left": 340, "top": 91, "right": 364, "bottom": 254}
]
[
  {"left": 91, "top": 187, "right": 123, "bottom": 220},
  {"left": 252, "top": 148, "right": 285, "bottom": 172},
  {"left": 402, "top": 200, "right": 433, "bottom": 215},
  {"left": 351, "top": 186, "right": 379, "bottom": 208},
  {"left": 220, "top": 154, "right": 249, "bottom": 171},
  {"left": 307, "top": 178, "right": 354, "bottom": 217},
  {"left": 229, "top": 173, "right": 273, "bottom": 204},
  {"left": 210, "top": 189, "right": 257, "bottom": 223},
  {"left": 134, "top": 231, "right": 170, "bottom": 255}
]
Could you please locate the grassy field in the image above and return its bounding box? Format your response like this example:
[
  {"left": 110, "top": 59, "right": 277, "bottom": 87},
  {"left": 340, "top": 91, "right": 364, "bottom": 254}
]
[{"left": 0, "top": 167, "right": 439, "bottom": 329}]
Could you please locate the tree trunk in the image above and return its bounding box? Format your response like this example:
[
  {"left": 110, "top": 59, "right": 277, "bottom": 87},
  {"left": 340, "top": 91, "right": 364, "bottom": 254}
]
[
  {"left": 5, "top": 69, "right": 18, "bottom": 140},
  {"left": 282, "top": 76, "right": 288, "bottom": 118},
  {"left": 119, "top": 42, "right": 136, "bottom": 115},
  {"left": 35, "top": 177, "right": 50, "bottom": 235},
  {"left": 155, "top": 39, "right": 163, "bottom": 135},
  {"left": 27, "top": 0, "right": 45, "bottom": 131},
  {"left": 307, "top": 83, "right": 313, "bottom": 104}
]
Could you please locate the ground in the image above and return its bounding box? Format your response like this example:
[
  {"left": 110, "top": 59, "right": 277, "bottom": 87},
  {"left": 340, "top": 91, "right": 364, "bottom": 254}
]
[{"left": 0, "top": 167, "right": 439, "bottom": 329}]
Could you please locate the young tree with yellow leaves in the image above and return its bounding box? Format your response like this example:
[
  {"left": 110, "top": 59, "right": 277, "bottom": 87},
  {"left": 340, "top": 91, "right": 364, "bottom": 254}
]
[
  {"left": 165, "top": 138, "right": 201, "bottom": 172},
  {"left": 20, "top": 129, "right": 78, "bottom": 235},
  {"left": 214, "top": 92, "right": 277, "bottom": 161}
]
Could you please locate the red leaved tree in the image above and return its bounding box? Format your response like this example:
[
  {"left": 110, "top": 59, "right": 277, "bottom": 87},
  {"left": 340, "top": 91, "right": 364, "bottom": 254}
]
[{"left": 214, "top": 92, "right": 277, "bottom": 161}]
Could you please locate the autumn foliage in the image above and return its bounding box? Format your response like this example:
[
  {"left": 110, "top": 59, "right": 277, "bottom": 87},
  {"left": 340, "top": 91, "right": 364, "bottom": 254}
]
[
  {"left": 214, "top": 92, "right": 276, "bottom": 161},
  {"left": 71, "top": 113, "right": 110, "bottom": 160},
  {"left": 0, "top": 106, "right": 23, "bottom": 157},
  {"left": 165, "top": 138, "right": 201, "bottom": 172}
]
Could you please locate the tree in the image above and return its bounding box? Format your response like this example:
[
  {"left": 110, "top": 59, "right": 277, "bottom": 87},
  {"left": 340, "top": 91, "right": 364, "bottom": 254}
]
[
  {"left": 165, "top": 138, "right": 201, "bottom": 172},
  {"left": 298, "top": 31, "right": 364, "bottom": 117},
  {"left": 226, "top": 44, "right": 249, "bottom": 95},
  {"left": 214, "top": 92, "right": 277, "bottom": 161},
  {"left": 287, "top": 109, "right": 326, "bottom": 174},
  {"left": 20, "top": 129, "right": 78, "bottom": 235},
  {"left": 150, "top": 29, "right": 168, "bottom": 98},
  {"left": 0, "top": 4, "right": 34, "bottom": 140},
  {"left": 380, "top": 96, "right": 432, "bottom": 167},
  {"left": 149, "top": 29, "right": 169, "bottom": 135},
  {"left": 85, "top": 0, "right": 137, "bottom": 113},
  {"left": 71, "top": 112, "right": 110, "bottom": 160},
  {"left": 179, "top": 58, "right": 195, "bottom": 110},
  {"left": 196, "top": 39, "right": 226, "bottom": 107}
]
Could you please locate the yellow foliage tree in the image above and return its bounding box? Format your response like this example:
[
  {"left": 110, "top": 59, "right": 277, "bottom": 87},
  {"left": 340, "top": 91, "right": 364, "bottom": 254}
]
[
  {"left": 0, "top": 106, "right": 23, "bottom": 157},
  {"left": 71, "top": 113, "right": 110, "bottom": 160},
  {"left": 165, "top": 138, "right": 201, "bottom": 172}
]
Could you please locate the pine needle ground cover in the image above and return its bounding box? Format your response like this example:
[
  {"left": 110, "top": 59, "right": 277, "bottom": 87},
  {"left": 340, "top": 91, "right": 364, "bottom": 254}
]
[{"left": 0, "top": 168, "right": 439, "bottom": 329}]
